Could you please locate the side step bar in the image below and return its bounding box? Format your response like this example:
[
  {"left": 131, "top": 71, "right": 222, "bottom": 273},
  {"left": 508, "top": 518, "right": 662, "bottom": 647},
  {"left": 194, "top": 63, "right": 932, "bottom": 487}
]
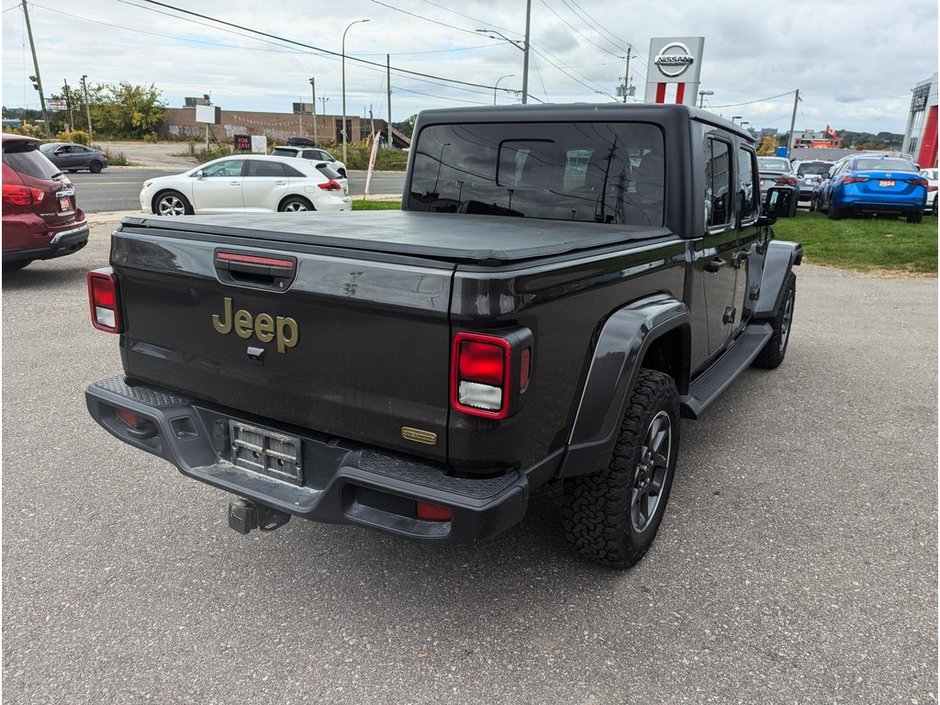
[{"left": 680, "top": 323, "right": 772, "bottom": 419}]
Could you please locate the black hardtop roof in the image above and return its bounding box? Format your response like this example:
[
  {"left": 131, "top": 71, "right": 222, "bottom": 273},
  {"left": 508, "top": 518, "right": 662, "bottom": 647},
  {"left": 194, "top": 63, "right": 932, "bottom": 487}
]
[{"left": 414, "top": 102, "right": 753, "bottom": 142}]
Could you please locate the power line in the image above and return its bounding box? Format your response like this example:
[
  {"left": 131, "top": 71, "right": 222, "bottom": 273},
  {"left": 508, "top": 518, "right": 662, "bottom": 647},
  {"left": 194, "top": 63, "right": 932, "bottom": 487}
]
[
  {"left": 711, "top": 90, "right": 797, "bottom": 108},
  {"left": 133, "top": 0, "right": 510, "bottom": 93},
  {"left": 537, "top": 0, "right": 621, "bottom": 58}
]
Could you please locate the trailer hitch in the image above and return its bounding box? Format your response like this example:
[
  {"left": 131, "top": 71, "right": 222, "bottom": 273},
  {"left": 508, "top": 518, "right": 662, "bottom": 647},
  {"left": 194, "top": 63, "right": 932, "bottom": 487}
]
[{"left": 227, "top": 499, "right": 290, "bottom": 535}]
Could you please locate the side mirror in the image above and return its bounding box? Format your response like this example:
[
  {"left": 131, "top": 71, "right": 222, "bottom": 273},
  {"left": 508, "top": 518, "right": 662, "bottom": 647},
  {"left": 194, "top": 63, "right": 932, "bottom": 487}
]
[
  {"left": 193, "top": 170, "right": 204, "bottom": 179},
  {"left": 764, "top": 186, "right": 794, "bottom": 219}
]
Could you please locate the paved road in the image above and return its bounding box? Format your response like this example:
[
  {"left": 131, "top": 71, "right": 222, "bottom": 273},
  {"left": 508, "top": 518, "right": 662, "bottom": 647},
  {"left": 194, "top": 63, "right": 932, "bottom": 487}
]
[
  {"left": 71, "top": 168, "right": 406, "bottom": 214},
  {"left": 2, "top": 217, "right": 937, "bottom": 705}
]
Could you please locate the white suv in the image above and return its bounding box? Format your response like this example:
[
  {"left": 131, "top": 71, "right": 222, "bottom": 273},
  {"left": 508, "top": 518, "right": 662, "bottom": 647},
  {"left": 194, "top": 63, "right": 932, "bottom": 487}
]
[{"left": 271, "top": 146, "right": 347, "bottom": 177}]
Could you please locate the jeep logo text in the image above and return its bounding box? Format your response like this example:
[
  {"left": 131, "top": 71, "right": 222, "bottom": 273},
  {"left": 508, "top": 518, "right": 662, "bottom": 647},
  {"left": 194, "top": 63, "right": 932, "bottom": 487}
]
[{"left": 211, "top": 297, "right": 298, "bottom": 353}]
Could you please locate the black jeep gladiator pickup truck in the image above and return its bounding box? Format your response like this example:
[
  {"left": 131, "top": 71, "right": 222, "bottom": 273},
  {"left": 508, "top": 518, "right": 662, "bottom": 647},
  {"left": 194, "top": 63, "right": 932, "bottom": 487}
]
[{"left": 86, "top": 104, "right": 800, "bottom": 568}]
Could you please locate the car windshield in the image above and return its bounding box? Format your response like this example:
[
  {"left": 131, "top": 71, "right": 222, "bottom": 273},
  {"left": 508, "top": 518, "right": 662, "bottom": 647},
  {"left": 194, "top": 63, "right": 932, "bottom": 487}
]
[
  {"left": 408, "top": 121, "right": 666, "bottom": 226},
  {"left": 2, "top": 144, "right": 61, "bottom": 179},
  {"left": 757, "top": 158, "right": 790, "bottom": 171},
  {"left": 854, "top": 158, "right": 916, "bottom": 172},
  {"left": 798, "top": 163, "right": 831, "bottom": 175}
]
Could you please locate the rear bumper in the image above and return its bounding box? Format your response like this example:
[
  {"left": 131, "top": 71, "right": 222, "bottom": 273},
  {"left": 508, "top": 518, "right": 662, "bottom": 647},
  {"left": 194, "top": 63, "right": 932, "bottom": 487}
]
[
  {"left": 85, "top": 375, "right": 529, "bottom": 542},
  {"left": 2, "top": 220, "right": 89, "bottom": 263}
]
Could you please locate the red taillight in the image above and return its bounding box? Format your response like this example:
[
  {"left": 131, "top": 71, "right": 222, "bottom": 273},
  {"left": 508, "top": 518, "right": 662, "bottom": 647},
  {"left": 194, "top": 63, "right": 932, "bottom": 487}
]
[
  {"left": 317, "top": 179, "right": 342, "bottom": 191},
  {"left": 908, "top": 176, "right": 928, "bottom": 187},
  {"left": 416, "top": 501, "right": 452, "bottom": 522},
  {"left": 2, "top": 183, "right": 45, "bottom": 207},
  {"left": 928, "top": 185, "right": 938, "bottom": 192},
  {"left": 451, "top": 332, "right": 511, "bottom": 418},
  {"left": 842, "top": 175, "right": 870, "bottom": 184},
  {"left": 87, "top": 268, "right": 123, "bottom": 333},
  {"left": 775, "top": 176, "right": 797, "bottom": 186}
]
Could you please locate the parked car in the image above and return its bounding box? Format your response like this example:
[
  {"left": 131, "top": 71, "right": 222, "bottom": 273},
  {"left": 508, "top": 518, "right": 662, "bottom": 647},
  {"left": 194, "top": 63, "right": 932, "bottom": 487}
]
[
  {"left": 271, "top": 145, "right": 347, "bottom": 177},
  {"left": 790, "top": 159, "right": 834, "bottom": 204},
  {"left": 39, "top": 142, "right": 108, "bottom": 173},
  {"left": 757, "top": 156, "right": 798, "bottom": 216},
  {"left": 2, "top": 134, "right": 89, "bottom": 270},
  {"left": 814, "top": 155, "right": 927, "bottom": 223},
  {"left": 920, "top": 168, "right": 938, "bottom": 215},
  {"left": 139, "top": 155, "right": 351, "bottom": 216}
]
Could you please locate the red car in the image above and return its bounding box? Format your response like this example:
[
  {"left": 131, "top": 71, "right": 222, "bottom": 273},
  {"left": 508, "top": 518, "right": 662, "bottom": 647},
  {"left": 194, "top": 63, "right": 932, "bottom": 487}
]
[{"left": 2, "top": 134, "right": 89, "bottom": 270}]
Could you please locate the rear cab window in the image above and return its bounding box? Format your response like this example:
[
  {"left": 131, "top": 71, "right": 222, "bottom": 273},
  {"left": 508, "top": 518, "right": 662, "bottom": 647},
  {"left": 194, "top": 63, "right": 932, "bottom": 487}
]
[{"left": 408, "top": 121, "right": 665, "bottom": 226}]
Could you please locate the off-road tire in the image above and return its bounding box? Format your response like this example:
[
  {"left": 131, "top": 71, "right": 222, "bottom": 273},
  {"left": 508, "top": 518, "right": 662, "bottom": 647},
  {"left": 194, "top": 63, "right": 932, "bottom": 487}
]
[
  {"left": 753, "top": 271, "right": 796, "bottom": 369},
  {"left": 562, "top": 369, "right": 679, "bottom": 569}
]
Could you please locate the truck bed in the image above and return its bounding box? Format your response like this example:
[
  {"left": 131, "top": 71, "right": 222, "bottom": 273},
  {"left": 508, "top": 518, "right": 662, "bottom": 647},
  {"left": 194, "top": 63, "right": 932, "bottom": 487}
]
[{"left": 120, "top": 210, "right": 670, "bottom": 265}]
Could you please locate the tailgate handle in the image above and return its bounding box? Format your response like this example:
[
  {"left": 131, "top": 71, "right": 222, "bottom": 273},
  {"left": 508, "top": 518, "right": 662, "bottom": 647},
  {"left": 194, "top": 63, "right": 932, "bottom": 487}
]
[{"left": 214, "top": 251, "right": 297, "bottom": 291}]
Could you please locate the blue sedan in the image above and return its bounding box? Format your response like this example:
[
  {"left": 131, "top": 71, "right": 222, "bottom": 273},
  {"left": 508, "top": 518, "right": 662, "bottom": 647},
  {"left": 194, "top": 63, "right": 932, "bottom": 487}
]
[{"left": 815, "top": 155, "right": 927, "bottom": 223}]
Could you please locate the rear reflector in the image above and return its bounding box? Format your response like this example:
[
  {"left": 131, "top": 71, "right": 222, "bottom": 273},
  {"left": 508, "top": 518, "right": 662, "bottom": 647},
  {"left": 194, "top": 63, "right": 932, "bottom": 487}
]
[
  {"left": 416, "top": 501, "right": 452, "bottom": 521},
  {"left": 87, "top": 268, "right": 122, "bottom": 333},
  {"left": 116, "top": 409, "right": 141, "bottom": 427}
]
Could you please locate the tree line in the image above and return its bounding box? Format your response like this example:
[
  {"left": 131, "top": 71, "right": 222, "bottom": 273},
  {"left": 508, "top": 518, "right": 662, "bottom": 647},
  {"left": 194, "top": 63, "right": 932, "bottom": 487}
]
[{"left": 3, "top": 81, "right": 166, "bottom": 139}]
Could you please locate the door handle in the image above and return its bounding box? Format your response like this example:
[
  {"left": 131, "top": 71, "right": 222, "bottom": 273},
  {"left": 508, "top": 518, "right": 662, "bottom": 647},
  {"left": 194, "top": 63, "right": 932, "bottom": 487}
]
[
  {"left": 732, "top": 251, "right": 750, "bottom": 268},
  {"left": 705, "top": 258, "right": 726, "bottom": 273},
  {"left": 230, "top": 181, "right": 241, "bottom": 186},
  {"left": 274, "top": 181, "right": 287, "bottom": 185}
]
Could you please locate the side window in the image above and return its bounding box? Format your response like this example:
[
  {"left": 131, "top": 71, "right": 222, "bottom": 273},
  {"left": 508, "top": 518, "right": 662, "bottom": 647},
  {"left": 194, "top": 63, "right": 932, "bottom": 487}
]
[
  {"left": 704, "top": 137, "right": 732, "bottom": 228},
  {"left": 282, "top": 163, "right": 305, "bottom": 178},
  {"left": 202, "top": 159, "right": 245, "bottom": 177},
  {"left": 737, "top": 146, "right": 758, "bottom": 223},
  {"left": 245, "top": 160, "right": 286, "bottom": 177}
]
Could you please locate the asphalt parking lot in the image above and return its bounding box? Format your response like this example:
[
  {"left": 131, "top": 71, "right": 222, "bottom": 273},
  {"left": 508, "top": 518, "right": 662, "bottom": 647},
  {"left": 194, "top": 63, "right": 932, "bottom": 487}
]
[{"left": 2, "top": 215, "right": 937, "bottom": 704}]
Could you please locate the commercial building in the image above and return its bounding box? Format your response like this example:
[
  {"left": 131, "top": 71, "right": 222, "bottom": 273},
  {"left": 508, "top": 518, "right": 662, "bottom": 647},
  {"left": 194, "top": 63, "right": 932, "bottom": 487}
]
[{"left": 902, "top": 72, "right": 938, "bottom": 168}]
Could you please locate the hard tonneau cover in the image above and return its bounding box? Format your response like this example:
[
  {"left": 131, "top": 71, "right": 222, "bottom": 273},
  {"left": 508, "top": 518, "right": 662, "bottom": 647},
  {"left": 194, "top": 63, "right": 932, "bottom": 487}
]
[{"left": 119, "top": 211, "right": 671, "bottom": 265}]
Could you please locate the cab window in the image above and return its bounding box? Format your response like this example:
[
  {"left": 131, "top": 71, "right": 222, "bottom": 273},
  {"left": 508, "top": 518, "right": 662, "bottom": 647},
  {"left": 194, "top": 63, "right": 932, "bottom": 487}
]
[
  {"left": 737, "top": 146, "right": 759, "bottom": 223},
  {"left": 705, "top": 137, "right": 731, "bottom": 228}
]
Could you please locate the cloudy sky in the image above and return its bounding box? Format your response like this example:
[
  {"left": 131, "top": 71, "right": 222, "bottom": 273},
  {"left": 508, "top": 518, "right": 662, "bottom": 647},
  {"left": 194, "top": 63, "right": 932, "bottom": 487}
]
[{"left": 2, "top": 0, "right": 937, "bottom": 134}]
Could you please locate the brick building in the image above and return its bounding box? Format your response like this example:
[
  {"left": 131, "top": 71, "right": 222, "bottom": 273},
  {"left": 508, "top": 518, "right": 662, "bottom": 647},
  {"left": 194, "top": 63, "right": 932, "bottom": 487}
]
[{"left": 159, "top": 107, "right": 409, "bottom": 148}]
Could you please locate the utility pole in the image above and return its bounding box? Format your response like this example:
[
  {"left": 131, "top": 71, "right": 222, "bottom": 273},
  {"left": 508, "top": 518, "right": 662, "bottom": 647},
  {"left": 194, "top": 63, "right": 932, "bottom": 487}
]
[
  {"left": 787, "top": 88, "right": 801, "bottom": 158},
  {"left": 81, "top": 74, "right": 93, "bottom": 140},
  {"left": 310, "top": 77, "right": 317, "bottom": 145},
  {"left": 64, "top": 78, "right": 75, "bottom": 132},
  {"left": 387, "top": 54, "right": 392, "bottom": 149},
  {"left": 620, "top": 47, "right": 632, "bottom": 103},
  {"left": 522, "top": 0, "right": 531, "bottom": 104},
  {"left": 21, "top": 0, "right": 49, "bottom": 134}
]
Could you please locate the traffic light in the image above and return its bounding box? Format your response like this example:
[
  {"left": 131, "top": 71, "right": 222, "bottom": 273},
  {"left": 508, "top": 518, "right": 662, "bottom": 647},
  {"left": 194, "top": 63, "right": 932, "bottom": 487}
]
[{"left": 29, "top": 75, "right": 39, "bottom": 91}]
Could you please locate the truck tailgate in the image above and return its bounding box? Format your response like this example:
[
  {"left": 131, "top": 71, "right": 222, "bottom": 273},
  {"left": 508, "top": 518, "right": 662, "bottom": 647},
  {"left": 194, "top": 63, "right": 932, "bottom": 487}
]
[{"left": 111, "top": 221, "right": 454, "bottom": 461}]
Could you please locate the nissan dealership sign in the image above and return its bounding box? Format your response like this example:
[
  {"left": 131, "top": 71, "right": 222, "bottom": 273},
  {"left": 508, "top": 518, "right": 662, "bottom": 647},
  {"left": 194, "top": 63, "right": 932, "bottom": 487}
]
[{"left": 645, "top": 36, "right": 705, "bottom": 106}]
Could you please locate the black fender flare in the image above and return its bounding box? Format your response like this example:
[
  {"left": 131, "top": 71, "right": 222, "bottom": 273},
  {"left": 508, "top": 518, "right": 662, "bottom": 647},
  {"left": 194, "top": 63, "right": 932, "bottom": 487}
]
[
  {"left": 557, "top": 294, "right": 689, "bottom": 479},
  {"left": 749, "top": 239, "right": 803, "bottom": 320}
]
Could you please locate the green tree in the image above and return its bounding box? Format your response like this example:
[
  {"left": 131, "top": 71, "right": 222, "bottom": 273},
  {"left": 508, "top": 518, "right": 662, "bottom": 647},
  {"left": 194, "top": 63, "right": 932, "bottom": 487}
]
[
  {"left": 394, "top": 114, "right": 417, "bottom": 139},
  {"left": 90, "top": 82, "right": 166, "bottom": 139}
]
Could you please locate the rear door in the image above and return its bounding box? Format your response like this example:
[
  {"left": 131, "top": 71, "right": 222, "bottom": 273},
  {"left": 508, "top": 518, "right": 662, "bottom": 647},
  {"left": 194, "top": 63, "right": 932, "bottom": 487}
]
[
  {"left": 242, "top": 159, "right": 290, "bottom": 212},
  {"left": 192, "top": 158, "right": 245, "bottom": 213}
]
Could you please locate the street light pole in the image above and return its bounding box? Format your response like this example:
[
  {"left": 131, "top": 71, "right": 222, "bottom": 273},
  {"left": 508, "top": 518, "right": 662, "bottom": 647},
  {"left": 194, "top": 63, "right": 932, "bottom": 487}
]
[
  {"left": 309, "top": 77, "right": 317, "bottom": 145},
  {"left": 342, "top": 18, "right": 370, "bottom": 167},
  {"left": 494, "top": 74, "right": 514, "bottom": 105},
  {"left": 477, "top": 21, "right": 530, "bottom": 105},
  {"left": 81, "top": 74, "right": 93, "bottom": 140},
  {"left": 698, "top": 90, "right": 714, "bottom": 108}
]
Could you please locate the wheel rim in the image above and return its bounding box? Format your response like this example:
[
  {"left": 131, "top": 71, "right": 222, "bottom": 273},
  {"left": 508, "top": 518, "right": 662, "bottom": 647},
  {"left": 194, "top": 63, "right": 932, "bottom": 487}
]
[
  {"left": 778, "top": 287, "right": 794, "bottom": 352},
  {"left": 631, "top": 410, "right": 672, "bottom": 533},
  {"left": 283, "top": 200, "right": 309, "bottom": 212},
  {"left": 158, "top": 195, "right": 186, "bottom": 216}
]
